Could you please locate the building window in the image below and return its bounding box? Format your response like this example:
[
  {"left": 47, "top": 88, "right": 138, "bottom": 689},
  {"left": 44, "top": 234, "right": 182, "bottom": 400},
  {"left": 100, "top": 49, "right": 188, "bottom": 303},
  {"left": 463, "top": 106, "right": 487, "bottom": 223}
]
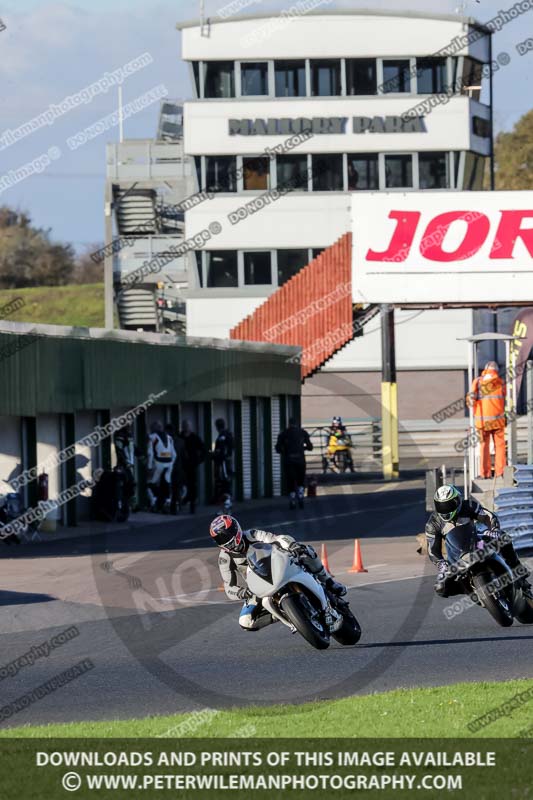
[
  {"left": 275, "top": 60, "right": 306, "bottom": 97},
  {"left": 473, "top": 116, "right": 491, "bottom": 138},
  {"left": 206, "top": 251, "right": 238, "bottom": 287},
  {"left": 461, "top": 58, "right": 483, "bottom": 101},
  {"left": 312, "top": 154, "right": 343, "bottom": 190},
  {"left": 194, "top": 156, "right": 202, "bottom": 189},
  {"left": 385, "top": 154, "right": 413, "bottom": 188},
  {"left": 241, "top": 62, "right": 269, "bottom": 96},
  {"left": 346, "top": 59, "right": 377, "bottom": 95},
  {"left": 312, "top": 248, "right": 325, "bottom": 260},
  {"left": 206, "top": 156, "right": 237, "bottom": 192},
  {"left": 195, "top": 252, "right": 203, "bottom": 287},
  {"left": 243, "top": 157, "right": 270, "bottom": 190},
  {"left": 347, "top": 154, "right": 379, "bottom": 190},
  {"left": 382, "top": 59, "right": 412, "bottom": 93},
  {"left": 416, "top": 57, "right": 447, "bottom": 94},
  {"left": 192, "top": 62, "right": 201, "bottom": 97},
  {"left": 311, "top": 59, "right": 341, "bottom": 96},
  {"left": 277, "top": 155, "right": 309, "bottom": 191},
  {"left": 204, "top": 61, "right": 235, "bottom": 98},
  {"left": 419, "top": 152, "right": 449, "bottom": 189},
  {"left": 277, "top": 249, "right": 309, "bottom": 286},
  {"left": 244, "top": 251, "right": 272, "bottom": 285}
]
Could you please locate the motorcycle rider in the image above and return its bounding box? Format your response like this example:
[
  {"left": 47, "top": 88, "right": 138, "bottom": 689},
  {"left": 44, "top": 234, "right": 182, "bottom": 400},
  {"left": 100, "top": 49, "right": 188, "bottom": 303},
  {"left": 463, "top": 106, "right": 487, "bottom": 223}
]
[
  {"left": 146, "top": 421, "right": 176, "bottom": 512},
  {"left": 209, "top": 514, "right": 346, "bottom": 631},
  {"left": 327, "top": 415, "right": 354, "bottom": 472},
  {"left": 426, "top": 484, "right": 533, "bottom": 599},
  {"left": 330, "top": 416, "right": 346, "bottom": 436}
]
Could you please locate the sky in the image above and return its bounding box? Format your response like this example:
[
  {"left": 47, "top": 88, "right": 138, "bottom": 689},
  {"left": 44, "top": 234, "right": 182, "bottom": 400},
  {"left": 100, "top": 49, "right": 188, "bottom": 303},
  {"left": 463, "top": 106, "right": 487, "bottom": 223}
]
[{"left": 0, "top": 0, "right": 531, "bottom": 252}]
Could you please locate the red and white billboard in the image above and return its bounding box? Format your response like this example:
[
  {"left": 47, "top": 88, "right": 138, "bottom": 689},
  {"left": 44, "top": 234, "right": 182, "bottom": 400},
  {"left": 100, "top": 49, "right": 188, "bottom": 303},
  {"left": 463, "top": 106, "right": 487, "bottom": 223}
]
[{"left": 352, "top": 192, "right": 533, "bottom": 304}]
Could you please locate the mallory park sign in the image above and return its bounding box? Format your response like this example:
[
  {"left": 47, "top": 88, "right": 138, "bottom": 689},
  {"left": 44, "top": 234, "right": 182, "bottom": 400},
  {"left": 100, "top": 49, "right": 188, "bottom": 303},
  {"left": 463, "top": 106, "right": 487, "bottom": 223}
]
[{"left": 228, "top": 116, "right": 427, "bottom": 136}]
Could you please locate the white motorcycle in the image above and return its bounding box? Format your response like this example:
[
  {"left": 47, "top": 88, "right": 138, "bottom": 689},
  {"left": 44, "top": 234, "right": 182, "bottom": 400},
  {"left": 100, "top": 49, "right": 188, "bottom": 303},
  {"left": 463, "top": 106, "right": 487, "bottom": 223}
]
[{"left": 246, "top": 541, "right": 362, "bottom": 650}]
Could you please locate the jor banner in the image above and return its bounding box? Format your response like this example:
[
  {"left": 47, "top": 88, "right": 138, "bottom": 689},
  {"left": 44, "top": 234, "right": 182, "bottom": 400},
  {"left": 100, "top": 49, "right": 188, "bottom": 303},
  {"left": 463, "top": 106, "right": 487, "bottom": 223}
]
[{"left": 511, "top": 307, "right": 533, "bottom": 403}]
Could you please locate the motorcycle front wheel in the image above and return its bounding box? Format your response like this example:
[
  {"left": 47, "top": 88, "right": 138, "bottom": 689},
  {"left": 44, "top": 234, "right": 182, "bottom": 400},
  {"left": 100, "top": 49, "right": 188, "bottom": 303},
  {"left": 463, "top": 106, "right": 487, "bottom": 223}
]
[
  {"left": 332, "top": 451, "right": 348, "bottom": 473},
  {"left": 332, "top": 607, "right": 362, "bottom": 646},
  {"left": 472, "top": 571, "right": 514, "bottom": 627},
  {"left": 280, "top": 593, "right": 330, "bottom": 650}
]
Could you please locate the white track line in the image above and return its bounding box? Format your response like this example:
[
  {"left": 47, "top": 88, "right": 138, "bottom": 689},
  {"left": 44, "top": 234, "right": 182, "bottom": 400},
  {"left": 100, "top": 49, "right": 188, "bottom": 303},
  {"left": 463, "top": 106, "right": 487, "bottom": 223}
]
[{"left": 258, "top": 501, "right": 414, "bottom": 529}]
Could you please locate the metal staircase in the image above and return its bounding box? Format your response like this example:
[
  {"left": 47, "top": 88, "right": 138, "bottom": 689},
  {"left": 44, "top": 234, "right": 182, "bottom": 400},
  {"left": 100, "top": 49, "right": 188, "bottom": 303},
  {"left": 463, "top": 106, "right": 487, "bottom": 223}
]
[
  {"left": 114, "top": 188, "right": 157, "bottom": 235},
  {"left": 117, "top": 288, "right": 158, "bottom": 330},
  {"left": 230, "top": 233, "right": 378, "bottom": 380}
]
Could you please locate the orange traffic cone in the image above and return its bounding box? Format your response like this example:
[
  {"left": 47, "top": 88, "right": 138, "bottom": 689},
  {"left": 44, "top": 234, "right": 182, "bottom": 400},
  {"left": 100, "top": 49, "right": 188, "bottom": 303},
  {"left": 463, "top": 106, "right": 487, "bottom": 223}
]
[
  {"left": 349, "top": 539, "right": 368, "bottom": 573},
  {"left": 321, "top": 543, "right": 332, "bottom": 574}
]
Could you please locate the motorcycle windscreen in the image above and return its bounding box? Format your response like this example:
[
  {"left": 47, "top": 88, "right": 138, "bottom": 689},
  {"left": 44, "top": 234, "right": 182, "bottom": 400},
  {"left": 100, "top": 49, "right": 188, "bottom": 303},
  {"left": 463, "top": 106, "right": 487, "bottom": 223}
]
[
  {"left": 444, "top": 522, "right": 478, "bottom": 564},
  {"left": 247, "top": 543, "right": 273, "bottom": 584}
]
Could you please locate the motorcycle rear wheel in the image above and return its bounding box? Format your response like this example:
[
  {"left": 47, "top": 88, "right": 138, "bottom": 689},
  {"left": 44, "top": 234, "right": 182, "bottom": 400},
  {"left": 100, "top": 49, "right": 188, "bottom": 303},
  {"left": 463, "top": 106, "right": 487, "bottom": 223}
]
[
  {"left": 472, "top": 571, "right": 514, "bottom": 627},
  {"left": 514, "top": 594, "right": 533, "bottom": 624},
  {"left": 280, "top": 593, "right": 330, "bottom": 650}
]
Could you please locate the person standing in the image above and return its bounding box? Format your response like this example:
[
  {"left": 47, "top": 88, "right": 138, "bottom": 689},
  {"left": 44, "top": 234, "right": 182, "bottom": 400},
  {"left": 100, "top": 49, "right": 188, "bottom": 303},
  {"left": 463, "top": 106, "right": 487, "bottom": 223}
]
[
  {"left": 113, "top": 424, "right": 137, "bottom": 510},
  {"left": 164, "top": 424, "right": 187, "bottom": 514},
  {"left": 180, "top": 420, "right": 207, "bottom": 514},
  {"left": 146, "top": 421, "right": 176, "bottom": 512},
  {"left": 466, "top": 361, "right": 507, "bottom": 478},
  {"left": 212, "top": 418, "right": 234, "bottom": 512},
  {"left": 276, "top": 417, "right": 313, "bottom": 509}
]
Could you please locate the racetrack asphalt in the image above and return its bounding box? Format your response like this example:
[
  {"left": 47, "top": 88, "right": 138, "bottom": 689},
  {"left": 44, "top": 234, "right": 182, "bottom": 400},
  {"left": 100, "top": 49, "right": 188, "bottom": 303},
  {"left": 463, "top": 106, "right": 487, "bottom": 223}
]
[{"left": 0, "top": 478, "right": 532, "bottom": 729}]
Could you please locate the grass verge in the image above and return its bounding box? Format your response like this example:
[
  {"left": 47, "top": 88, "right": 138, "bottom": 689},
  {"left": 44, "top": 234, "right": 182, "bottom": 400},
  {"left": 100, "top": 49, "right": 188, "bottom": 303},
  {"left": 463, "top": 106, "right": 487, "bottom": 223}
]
[
  {"left": 0, "top": 283, "right": 104, "bottom": 327},
  {"left": 1, "top": 680, "right": 532, "bottom": 738}
]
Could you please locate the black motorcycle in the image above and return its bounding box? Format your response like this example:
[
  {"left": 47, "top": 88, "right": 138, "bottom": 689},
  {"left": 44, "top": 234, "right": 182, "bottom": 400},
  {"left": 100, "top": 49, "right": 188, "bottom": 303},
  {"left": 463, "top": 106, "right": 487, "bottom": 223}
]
[
  {"left": 0, "top": 492, "right": 40, "bottom": 544},
  {"left": 445, "top": 522, "right": 533, "bottom": 628}
]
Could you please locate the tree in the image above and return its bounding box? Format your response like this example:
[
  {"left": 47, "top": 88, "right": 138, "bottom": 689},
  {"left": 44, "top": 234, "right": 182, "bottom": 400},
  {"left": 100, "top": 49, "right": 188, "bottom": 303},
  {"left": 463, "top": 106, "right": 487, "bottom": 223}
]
[
  {"left": 72, "top": 244, "right": 104, "bottom": 284},
  {"left": 0, "top": 206, "right": 75, "bottom": 288},
  {"left": 494, "top": 109, "right": 533, "bottom": 190}
]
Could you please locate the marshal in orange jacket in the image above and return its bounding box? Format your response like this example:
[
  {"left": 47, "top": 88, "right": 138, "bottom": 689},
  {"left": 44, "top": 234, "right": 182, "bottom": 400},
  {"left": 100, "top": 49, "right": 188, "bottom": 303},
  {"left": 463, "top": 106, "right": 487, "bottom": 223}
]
[{"left": 466, "top": 366, "right": 506, "bottom": 431}]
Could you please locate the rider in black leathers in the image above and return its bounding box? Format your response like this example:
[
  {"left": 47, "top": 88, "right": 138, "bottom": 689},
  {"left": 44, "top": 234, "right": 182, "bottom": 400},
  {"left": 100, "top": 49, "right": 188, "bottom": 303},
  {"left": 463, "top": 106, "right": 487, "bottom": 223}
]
[{"left": 426, "top": 484, "right": 532, "bottom": 599}]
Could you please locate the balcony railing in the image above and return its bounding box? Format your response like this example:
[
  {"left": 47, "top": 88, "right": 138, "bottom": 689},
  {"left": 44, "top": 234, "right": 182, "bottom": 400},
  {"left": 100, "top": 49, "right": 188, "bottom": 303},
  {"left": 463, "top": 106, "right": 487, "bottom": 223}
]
[{"left": 106, "top": 141, "right": 194, "bottom": 181}]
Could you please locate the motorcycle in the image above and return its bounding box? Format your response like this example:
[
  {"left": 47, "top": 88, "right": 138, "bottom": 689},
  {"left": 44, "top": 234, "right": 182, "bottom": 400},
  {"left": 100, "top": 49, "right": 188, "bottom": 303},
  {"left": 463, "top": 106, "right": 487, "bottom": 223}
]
[
  {"left": 0, "top": 486, "right": 40, "bottom": 544},
  {"left": 323, "top": 430, "right": 354, "bottom": 474},
  {"left": 246, "top": 542, "right": 362, "bottom": 650},
  {"left": 444, "top": 522, "right": 533, "bottom": 628}
]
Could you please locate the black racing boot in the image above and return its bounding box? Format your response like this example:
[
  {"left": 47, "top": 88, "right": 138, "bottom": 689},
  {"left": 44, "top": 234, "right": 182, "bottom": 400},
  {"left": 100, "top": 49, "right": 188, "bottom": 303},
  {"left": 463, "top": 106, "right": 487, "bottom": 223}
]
[
  {"left": 519, "top": 578, "right": 533, "bottom": 601},
  {"left": 325, "top": 576, "right": 347, "bottom": 597}
]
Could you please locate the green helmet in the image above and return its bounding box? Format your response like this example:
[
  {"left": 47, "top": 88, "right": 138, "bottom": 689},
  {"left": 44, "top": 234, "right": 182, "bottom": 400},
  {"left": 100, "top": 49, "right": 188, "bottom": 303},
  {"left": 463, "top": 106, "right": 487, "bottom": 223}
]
[{"left": 434, "top": 484, "right": 462, "bottom": 522}]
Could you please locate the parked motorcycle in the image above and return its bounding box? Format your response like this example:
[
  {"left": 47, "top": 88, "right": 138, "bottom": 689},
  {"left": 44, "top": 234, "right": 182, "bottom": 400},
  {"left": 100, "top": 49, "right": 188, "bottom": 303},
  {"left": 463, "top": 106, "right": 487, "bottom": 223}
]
[
  {"left": 323, "top": 430, "right": 354, "bottom": 474},
  {"left": 445, "top": 522, "right": 533, "bottom": 628},
  {"left": 246, "top": 541, "right": 362, "bottom": 650},
  {"left": 0, "top": 484, "right": 40, "bottom": 544}
]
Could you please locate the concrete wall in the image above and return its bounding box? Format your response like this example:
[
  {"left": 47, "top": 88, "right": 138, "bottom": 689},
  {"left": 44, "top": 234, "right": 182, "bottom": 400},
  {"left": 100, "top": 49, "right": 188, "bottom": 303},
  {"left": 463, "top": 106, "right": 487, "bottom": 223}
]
[
  {"left": 302, "top": 369, "right": 467, "bottom": 424},
  {"left": 181, "top": 14, "right": 490, "bottom": 62},
  {"left": 35, "top": 415, "right": 62, "bottom": 523},
  {"left": 0, "top": 416, "right": 21, "bottom": 486}
]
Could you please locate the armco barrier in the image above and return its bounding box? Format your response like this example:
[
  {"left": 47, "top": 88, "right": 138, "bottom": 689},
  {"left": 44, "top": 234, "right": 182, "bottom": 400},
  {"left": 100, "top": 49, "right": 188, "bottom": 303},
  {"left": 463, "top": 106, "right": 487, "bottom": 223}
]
[{"left": 495, "top": 465, "right": 533, "bottom": 551}]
